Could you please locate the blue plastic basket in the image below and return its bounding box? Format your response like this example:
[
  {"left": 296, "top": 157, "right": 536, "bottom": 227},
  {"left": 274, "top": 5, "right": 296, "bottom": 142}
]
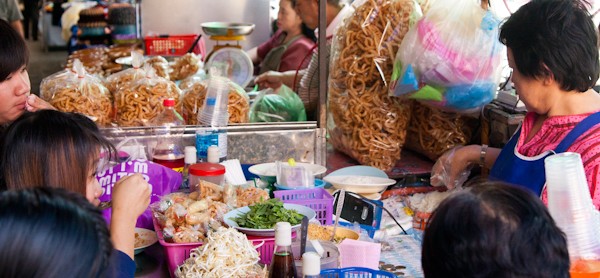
[{"left": 321, "top": 267, "right": 396, "bottom": 278}]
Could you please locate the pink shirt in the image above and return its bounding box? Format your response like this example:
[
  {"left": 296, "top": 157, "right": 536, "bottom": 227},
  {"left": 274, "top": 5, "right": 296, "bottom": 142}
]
[
  {"left": 256, "top": 30, "right": 315, "bottom": 72},
  {"left": 519, "top": 111, "right": 600, "bottom": 209}
]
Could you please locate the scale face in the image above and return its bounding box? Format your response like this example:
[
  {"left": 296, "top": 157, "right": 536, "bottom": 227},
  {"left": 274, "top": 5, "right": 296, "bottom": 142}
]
[{"left": 205, "top": 47, "right": 254, "bottom": 88}]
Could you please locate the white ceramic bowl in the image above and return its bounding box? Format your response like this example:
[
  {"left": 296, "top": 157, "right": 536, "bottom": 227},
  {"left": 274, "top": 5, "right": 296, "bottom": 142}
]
[
  {"left": 224, "top": 203, "right": 316, "bottom": 236},
  {"left": 323, "top": 175, "right": 396, "bottom": 193},
  {"left": 134, "top": 227, "right": 158, "bottom": 255}
]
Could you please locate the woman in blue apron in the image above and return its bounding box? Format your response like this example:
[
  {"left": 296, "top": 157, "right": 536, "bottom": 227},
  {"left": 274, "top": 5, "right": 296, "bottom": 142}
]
[{"left": 430, "top": 0, "right": 600, "bottom": 209}]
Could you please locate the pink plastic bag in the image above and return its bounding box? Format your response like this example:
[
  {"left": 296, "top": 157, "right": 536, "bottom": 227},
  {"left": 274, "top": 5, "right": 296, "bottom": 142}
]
[{"left": 96, "top": 159, "right": 182, "bottom": 229}]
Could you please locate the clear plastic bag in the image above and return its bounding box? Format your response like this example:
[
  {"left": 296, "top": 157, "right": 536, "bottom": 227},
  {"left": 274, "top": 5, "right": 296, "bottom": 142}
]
[
  {"left": 404, "top": 101, "right": 478, "bottom": 160},
  {"left": 114, "top": 64, "right": 182, "bottom": 126},
  {"left": 328, "top": 0, "right": 422, "bottom": 171},
  {"left": 181, "top": 75, "right": 249, "bottom": 125},
  {"left": 41, "top": 59, "right": 114, "bottom": 126},
  {"left": 169, "top": 53, "right": 202, "bottom": 81},
  {"left": 389, "top": 0, "right": 504, "bottom": 113},
  {"left": 145, "top": 55, "right": 170, "bottom": 80},
  {"left": 105, "top": 51, "right": 146, "bottom": 94}
]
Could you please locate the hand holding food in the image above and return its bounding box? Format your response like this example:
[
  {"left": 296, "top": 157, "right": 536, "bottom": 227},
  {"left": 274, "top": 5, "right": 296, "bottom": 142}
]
[{"left": 430, "top": 146, "right": 474, "bottom": 189}]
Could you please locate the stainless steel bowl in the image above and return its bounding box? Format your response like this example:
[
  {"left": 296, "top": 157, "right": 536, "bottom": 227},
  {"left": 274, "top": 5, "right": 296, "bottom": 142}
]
[{"left": 201, "top": 22, "right": 255, "bottom": 36}]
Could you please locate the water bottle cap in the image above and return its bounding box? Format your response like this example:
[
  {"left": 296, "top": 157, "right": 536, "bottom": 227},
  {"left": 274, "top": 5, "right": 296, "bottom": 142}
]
[
  {"left": 302, "top": 252, "right": 321, "bottom": 275},
  {"left": 163, "top": 98, "right": 176, "bottom": 107},
  {"left": 184, "top": 146, "right": 197, "bottom": 164},
  {"left": 274, "top": 222, "right": 292, "bottom": 246}
]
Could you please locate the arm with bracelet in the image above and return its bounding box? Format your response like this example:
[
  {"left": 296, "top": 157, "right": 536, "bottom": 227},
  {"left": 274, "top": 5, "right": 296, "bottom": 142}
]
[{"left": 430, "top": 145, "right": 502, "bottom": 189}]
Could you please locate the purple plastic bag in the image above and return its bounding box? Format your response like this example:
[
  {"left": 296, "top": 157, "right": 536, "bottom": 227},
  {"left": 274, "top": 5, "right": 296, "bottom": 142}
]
[{"left": 96, "top": 159, "right": 182, "bottom": 229}]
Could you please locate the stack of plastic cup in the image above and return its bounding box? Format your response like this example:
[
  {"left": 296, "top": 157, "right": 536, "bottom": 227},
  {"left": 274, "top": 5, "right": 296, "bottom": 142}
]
[
  {"left": 198, "top": 75, "right": 229, "bottom": 127},
  {"left": 544, "top": 152, "right": 600, "bottom": 262}
]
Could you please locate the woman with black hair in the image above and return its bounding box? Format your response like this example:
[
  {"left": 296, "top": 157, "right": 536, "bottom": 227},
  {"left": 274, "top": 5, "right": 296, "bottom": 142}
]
[
  {"left": 422, "top": 181, "right": 570, "bottom": 278},
  {"left": 248, "top": 0, "right": 316, "bottom": 75},
  {"left": 0, "top": 187, "right": 115, "bottom": 278},
  {"left": 431, "top": 0, "right": 600, "bottom": 209},
  {"left": 0, "top": 19, "right": 53, "bottom": 127},
  {"left": 1, "top": 110, "right": 152, "bottom": 277}
]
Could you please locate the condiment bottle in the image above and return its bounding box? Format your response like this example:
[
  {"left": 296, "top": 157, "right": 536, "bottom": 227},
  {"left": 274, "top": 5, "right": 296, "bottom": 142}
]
[
  {"left": 269, "top": 222, "right": 298, "bottom": 278},
  {"left": 302, "top": 252, "right": 321, "bottom": 278},
  {"left": 150, "top": 98, "right": 185, "bottom": 172},
  {"left": 181, "top": 146, "right": 197, "bottom": 190}
]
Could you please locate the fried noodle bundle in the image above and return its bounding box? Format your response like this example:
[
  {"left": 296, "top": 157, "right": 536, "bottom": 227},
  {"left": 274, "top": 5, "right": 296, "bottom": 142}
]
[{"left": 328, "top": 0, "right": 419, "bottom": 171}]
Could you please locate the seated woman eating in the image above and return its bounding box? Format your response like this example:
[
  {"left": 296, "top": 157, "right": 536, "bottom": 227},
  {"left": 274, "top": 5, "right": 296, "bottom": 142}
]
[{"left": 248, "top": 0, "right": 316, "bottom": 75}]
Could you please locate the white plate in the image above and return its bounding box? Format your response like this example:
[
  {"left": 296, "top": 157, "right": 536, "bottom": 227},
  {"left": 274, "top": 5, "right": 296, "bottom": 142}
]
[
  {"left": 134, "top": 228, "right": 158, "bottom": 255},
  {"left": 326, "top": 166, "right": 388, "bottom": 179},
  {"left": 323, "top": 175, "right": 396, "bottom": 193},
  {"left": 249, "top": 162, "right": 327, "bottom": 180},
  {"left": 224, "top": 203, "right": 316, "bottom": 236}
]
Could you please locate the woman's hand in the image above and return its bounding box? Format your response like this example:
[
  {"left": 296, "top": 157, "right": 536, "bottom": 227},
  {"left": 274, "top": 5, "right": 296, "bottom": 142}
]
[
  {"left": 430, "top": 145, "right": 479, "bottom": 189},
  {"left": 255, "top": 71, "right": 284, "bottom": 90},
  {"left": 110, "top": 174, "right": 152, "bottom": 259},
  {"left": 25, "top": 94, "right": 55, "bottom": 112}
]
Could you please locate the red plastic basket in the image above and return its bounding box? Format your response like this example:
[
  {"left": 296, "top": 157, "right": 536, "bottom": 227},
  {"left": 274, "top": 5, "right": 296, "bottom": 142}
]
[
  {"left": 144, "top": 34, "right": 200, "bottom": 56},
  {"left": 152, "top": 218, "right": 280, "bottom": 277},
  {"left": 274, "top": 188, "right": 333, "bottom": 225}
]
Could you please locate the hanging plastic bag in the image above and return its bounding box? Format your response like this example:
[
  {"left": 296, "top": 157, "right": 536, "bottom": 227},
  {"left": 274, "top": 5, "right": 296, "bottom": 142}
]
[
  {"left": 181, "top": 75, "right": 249, "bottom": 125},
  {"left": 144, "top": 55, "right": 170, "bottom": 80},
  {"left": 114, "top": 64, "right": 182, "bottom": 126},
  {"left": 389, "top": 0, "right": 504, "bottom": 113},
  {"left": 41, "top": 59, "right": 113, "bottom": 126},
  {"left": 328, "top": 0, "right": 422, "bottom": 171},
  {"left": 105, "top": 51, "right": 146, "bottom": 94},
  {"left": 96, "top": 159, "right": 183, "bottom": 230},
  {"left": 249, "top": 86, "right": 307, "bottom": 122}
]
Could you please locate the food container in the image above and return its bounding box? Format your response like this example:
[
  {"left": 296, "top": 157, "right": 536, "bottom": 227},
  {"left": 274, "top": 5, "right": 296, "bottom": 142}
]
[
  {"left": 292, "top": 240, "right": 339, "bottom": 277},
  {"left": 189, "top": 162, "right": 225, "bottom": 189}
]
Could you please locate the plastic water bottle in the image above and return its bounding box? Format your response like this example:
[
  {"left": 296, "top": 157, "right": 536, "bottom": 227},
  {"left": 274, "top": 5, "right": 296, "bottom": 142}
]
[
  {"left": 181, "top": 146, "right": 197, "bottom": 190},
  {"left": 196, "top": 74, "right": 229, "bottom": 162},
  {"left": 151, "top": 98, "right": 185, "bottom": 173}
]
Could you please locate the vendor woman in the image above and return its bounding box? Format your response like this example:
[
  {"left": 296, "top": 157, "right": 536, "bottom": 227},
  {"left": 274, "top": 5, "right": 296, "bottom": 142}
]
[
  {"left": 247, "top": 0, "right": 316, "bottom": 75},
  {"left": 431, "top": 0, "right": 600, "bottom": 209}
]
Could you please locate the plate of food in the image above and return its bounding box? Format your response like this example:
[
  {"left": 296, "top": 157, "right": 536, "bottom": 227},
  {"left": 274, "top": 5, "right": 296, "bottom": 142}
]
[
  {"left": 248, "top": 162, "right": 327, "bottom": 184},
  {"left": 224, "top": 199, "right": 316, "bottom": 236},
  {"left": 323, "top": 175, "right": 397, "bottom": 193},
  {"left": 134, "top": 227, "right": 158, "bottom": 255}
]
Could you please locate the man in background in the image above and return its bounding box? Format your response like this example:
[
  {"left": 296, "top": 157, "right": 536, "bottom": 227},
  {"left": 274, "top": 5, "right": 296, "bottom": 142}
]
[{"left": 0, "top": 0, "right": 23, "bottom": 37}]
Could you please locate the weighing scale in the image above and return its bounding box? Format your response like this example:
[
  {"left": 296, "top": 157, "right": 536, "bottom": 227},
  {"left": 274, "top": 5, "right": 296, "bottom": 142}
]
[{"left": 201, "top": 22, "right": 255, "bottom": 88}]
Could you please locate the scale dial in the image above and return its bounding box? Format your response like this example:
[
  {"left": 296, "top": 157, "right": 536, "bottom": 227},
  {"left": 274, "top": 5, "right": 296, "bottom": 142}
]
[{"left": 205, "top": 47, "right": 254, "bottom": 88}]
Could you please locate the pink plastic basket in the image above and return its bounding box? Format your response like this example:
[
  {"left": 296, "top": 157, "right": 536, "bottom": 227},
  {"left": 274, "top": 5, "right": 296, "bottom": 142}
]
[
  {"left": 274, "top": 188, "right": 333, "bottom": 225},
  {"left": 152, "top": 218, "right": 278, "bottom": 277}
]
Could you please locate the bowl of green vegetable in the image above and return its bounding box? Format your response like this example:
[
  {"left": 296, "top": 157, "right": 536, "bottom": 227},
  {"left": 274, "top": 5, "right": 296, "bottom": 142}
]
[{"left": 224, "top": 199, "right": 316, "bottom": 236}]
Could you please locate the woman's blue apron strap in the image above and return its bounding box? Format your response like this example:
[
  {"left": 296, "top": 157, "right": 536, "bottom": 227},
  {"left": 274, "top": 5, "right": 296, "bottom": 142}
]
[{"left": 555, "top": 111, "right": 600, "bottom": 153}]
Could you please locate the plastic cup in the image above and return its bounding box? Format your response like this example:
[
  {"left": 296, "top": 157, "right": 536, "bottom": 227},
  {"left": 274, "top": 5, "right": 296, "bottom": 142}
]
[
  {"left": 199, "top": 76, "right": 229, "bottom": 127},
  {"left": 545, "top": 152, "right": 600, "bottom": 260}
]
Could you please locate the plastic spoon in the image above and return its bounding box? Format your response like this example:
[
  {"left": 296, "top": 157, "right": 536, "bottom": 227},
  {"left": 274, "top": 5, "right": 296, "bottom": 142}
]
[{"left": 331, "top": 189, "right": 346, "bottom": 241}]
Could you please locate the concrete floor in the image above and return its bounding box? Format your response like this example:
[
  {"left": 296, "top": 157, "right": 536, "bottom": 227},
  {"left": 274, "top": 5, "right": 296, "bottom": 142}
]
[{"left": 26, "top": 39, "right": 67, "bottom": 95}]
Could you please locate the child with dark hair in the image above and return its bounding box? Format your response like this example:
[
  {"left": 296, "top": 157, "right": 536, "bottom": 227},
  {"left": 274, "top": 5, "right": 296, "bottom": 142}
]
[
  {"left": 0, "top": 187, "right": 115, "bottom": 278},
  {"left": 422, "top": 181, "right": 570, "bottom": 278},
  {"left": 0, "top": 19, "right": 53, "bottom": 127},
  {"left": 0, "top": 110, "right": 151, "bottom": 277}
]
